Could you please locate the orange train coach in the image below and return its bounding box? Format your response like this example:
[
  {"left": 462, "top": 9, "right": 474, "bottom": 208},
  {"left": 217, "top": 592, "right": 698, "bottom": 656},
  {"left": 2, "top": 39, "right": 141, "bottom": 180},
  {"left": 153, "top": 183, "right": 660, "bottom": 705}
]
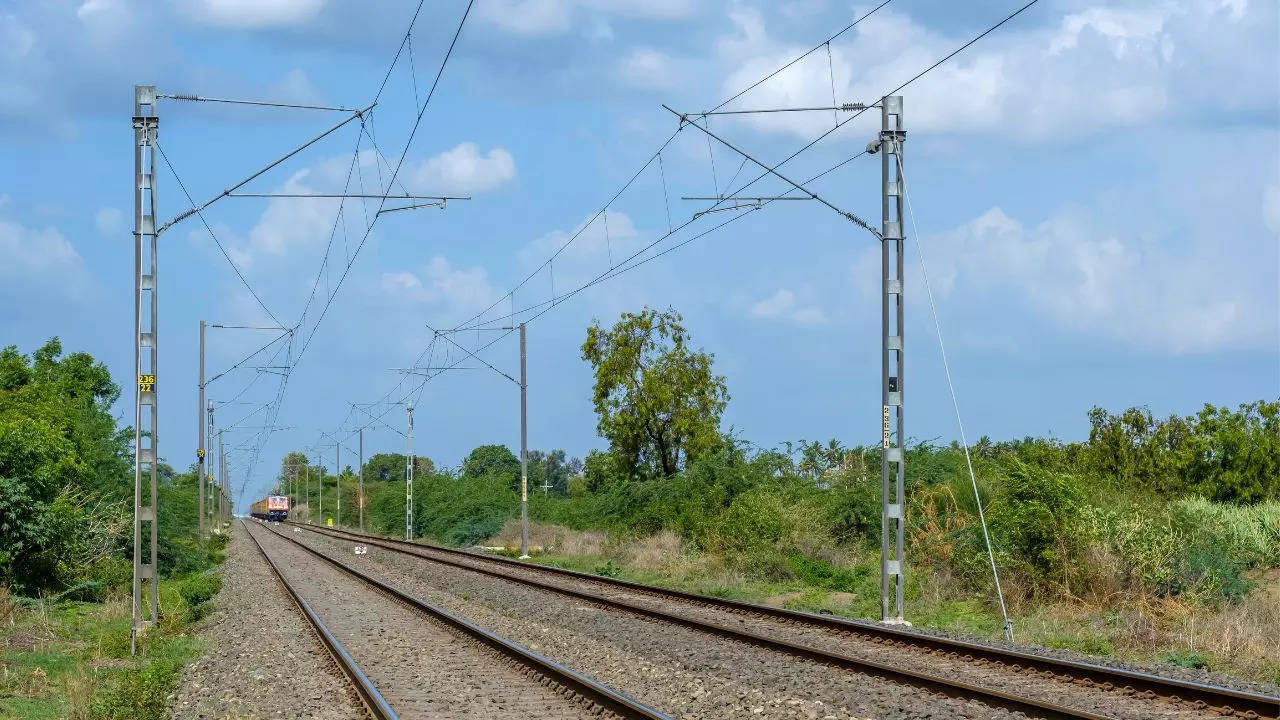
[{"left": 249, "top": 495, "right": 289, "bottom": 522}]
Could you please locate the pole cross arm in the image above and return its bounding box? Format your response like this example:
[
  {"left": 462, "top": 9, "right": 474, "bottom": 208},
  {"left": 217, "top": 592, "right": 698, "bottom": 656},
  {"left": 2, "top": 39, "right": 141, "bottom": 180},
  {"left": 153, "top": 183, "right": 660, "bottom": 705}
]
[{"left": 662, "top": 104, "right": 880, "bottom": 239}]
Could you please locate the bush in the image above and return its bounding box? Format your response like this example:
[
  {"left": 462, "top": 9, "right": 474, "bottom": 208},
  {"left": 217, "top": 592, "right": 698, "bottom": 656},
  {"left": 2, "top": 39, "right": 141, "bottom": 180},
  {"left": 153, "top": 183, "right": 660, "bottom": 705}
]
[
  {"left": 982, "top": 461, "right": 1086, "bottom": 592},
  {"left": 90, "top": 656, "right": 181, "bottom": 720}
]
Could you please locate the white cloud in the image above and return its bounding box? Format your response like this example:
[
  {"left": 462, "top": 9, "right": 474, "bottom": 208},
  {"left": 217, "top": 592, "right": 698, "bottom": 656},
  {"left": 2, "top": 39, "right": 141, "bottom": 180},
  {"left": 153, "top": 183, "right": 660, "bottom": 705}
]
[
  {"left": 380, "top": 256, "right": 498, "bottom": 319},
  {"left": 1264, "top": 184, "right": 1280, "bottom": 235},
  {"left": 475, "top": 0, "right": 573, "bottom": 36},
  {"left": 749, "top": 288, "right": 828, "bottom": 325},
  {"left": 618, "top": 48, "right": 680, "bottom": 90},
  {"left": 914, "top": 206, "right": 1275, "bottom": 353},
  {"left": 408, "top": 143, "right": 517, "bottom": 194},
  {"left": 94, "top": 207, "right": 124, "bottom": 236},
  {"left": 715, "top": 1, "right": 1276, "bottom": 141},
  {"left": 0, "top": 215, "right": 84, "bottom": 288},
  {"left": 476, "top": 0, "right": 693, "bottom": 35},
  {"left": 187, "top": 0, "right": 326, "bottom": 29}
]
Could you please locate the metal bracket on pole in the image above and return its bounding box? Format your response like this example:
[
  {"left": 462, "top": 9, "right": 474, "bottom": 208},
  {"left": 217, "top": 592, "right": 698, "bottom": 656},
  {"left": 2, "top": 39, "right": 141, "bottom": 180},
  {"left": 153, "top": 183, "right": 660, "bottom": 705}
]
[
  {"left": 131, "top": 84, "right": 160, "bottom": 655},
  {"left": 877, "top": 95, "right": 909, "bottom": 626}
]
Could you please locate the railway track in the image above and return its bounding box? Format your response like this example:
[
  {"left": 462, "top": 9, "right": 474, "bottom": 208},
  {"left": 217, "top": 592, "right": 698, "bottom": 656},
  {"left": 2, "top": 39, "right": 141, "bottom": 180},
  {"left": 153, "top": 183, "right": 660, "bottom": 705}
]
[
  {"left": 292, "top": 521, "right": 1280, "bottom": 720},
  {"left": 243, "top": 520, "right": 669, "bottom": 720}
]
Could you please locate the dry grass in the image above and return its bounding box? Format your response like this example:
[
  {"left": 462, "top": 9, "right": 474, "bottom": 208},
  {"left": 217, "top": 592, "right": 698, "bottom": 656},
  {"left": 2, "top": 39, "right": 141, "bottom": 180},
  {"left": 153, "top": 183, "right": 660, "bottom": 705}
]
[
  {"left": 617, "top": 531, "right": 682, "bottom": 570},
  {"left": 1002, "top": 575, "right": 1280, "bottom": 685},
  {"left": 0, "top": 586, "right": 15, "bottom": 630},
  {"left": 65, "top": 667, "right": 96, "bottom": 720}
]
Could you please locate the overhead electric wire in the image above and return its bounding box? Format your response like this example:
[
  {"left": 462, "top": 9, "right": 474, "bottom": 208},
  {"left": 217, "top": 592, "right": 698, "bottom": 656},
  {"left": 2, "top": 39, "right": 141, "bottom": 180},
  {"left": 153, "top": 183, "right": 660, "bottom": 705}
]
[
  {"left": 157, "top": 106, "right": 370, "bottom": 234},
  {"left": 309, "top": 0, "right": 1043, "bottom": 495},
  {"left": 158, "top": 94, "right": 358, "bottom": 112},
  {"left": 666, "top": 0, "right": 1044, "bottom": 252},
  {"left": 292, "top": 0, "right": 477, "bottom": 364},
  {"left": 154, "top": 141, "right": 284, "bottom": 326},
  {"left": 708, "top": 0, "right": 894, "bottom": 114},
  {"left": 206, "top": 330, "right": 291, "bottom": 385},
  {"left": 664, "top": 104, "right": 878, "bottom": 235}
]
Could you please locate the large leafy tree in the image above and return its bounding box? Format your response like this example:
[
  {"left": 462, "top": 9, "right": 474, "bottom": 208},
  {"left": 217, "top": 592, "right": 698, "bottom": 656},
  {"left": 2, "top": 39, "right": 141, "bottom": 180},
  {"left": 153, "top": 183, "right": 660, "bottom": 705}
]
[
  {"left": 0, "top": 339, "right": 132, "bottom": 592},
  {"left": 581, "top": 307, "right": 729, "bottom": 477},
  {"left": 461, "top": 444, "right": 519, "bottom": 482},
  {"left": 362, "top": 452, "right": 434, "bottom": 485}
]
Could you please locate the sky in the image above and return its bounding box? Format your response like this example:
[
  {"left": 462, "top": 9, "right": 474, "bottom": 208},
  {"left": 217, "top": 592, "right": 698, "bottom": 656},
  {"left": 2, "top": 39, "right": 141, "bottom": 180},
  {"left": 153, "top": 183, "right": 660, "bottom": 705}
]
[{"left": 0, "top": 0, "right": 1277, "bottom": 507}]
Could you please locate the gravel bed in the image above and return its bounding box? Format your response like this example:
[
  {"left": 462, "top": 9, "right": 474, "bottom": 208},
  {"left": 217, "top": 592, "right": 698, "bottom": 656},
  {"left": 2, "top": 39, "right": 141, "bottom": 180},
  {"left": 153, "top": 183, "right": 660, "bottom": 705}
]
[
  {"left": 283, "top": 524, "right": 1048, "bottom": 720},
  {"left": 325, "top": 531, "right": 1229, "bottom": 719},
  {"left": 169, "top": 523, "right": 361, "bottom": 720},
  {"left": 321, "top": 525, "right": 1280, "bottom": 701},
  {"left": 250, "top": 522, "right": 612, "bottom": 719}
]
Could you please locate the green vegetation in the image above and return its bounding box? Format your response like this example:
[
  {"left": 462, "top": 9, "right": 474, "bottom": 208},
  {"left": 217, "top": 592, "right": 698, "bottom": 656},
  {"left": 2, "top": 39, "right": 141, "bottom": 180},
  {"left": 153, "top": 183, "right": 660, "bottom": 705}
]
[
  {"left": 0, "top": 338, "right": 226, "bottom": 718},
  {"left": 581, "top": 306, "right": 728, "bottom": 477},
  {"left": 279, "top": 306, "right": 1280, "bottom": 685}
]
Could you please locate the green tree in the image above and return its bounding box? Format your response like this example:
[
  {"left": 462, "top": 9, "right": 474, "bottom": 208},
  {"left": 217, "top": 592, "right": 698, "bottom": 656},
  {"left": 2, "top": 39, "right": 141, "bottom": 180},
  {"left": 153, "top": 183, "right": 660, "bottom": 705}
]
[
  {"left": 361, "top": 452, "right": 434, "bottom": 485},
  {"left": 461, "top": 444, "right": 519, "bottom": 482},
  {"left": 581, "top": 307, "right": 729, "bottom": 477},
  {"left": 0, "top": 339, "right": 133, "bottom": 592}
]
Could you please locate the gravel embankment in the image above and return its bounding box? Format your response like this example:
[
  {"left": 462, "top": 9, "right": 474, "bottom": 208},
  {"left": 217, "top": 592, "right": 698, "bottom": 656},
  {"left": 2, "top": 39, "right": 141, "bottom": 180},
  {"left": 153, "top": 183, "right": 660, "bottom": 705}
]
[
  {"left": 169, "top": 523, "right": 361, "bottom": 720},
  {"left": 248, "top": 522, "right": 616, "bottom": 719},
  {"left": 317, "top": 529, "right": 1232, "bottom": 719},
  {"left": 280, "top": 524, "right": 1048, "bottom": 720}
]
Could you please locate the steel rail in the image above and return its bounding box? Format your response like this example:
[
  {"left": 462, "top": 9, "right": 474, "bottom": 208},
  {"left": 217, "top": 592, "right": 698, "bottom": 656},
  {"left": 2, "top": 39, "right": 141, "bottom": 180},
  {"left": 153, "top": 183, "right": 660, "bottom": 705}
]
[
  {"left": 292, "top": 524, "right": 1118, "bottom": 720},
  {"left": 299, "top": 522, "right": 1280, "bottom": 720},
  {"left": 259, "top": 522, "right": 670, "bottom": 720},
  {"left": 241, "top": 520, "right": 398, "bottom": 720}
]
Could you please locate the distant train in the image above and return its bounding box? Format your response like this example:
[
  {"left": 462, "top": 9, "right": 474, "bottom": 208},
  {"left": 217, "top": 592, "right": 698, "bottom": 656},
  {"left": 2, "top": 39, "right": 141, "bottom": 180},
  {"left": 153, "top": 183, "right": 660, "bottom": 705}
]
[{"left": 249, "top": 495, "right": 290, "bottom": 522}]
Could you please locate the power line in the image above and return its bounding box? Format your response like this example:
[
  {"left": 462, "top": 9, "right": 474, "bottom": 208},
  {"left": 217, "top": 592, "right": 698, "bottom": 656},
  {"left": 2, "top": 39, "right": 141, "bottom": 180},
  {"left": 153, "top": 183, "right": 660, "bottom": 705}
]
[
  {"left": 709, "top": 0, "right": 895, "bottom": 114},
  {"left": 153, "top": 141, "right": 284, "bottom": 326},
  {"left": 664, "top": 104, "right": 879, "bottom": 236},
  {"left": 300, "top": 0, "right": 1043, "bottom": 496},
  {"left": 158, "top": 94, "right": 358, "bottom": 112}
]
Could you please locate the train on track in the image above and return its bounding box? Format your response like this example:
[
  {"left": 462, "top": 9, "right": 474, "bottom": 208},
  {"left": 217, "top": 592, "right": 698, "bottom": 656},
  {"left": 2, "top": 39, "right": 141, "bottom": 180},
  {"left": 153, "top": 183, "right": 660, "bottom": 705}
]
[{"left": 249, "top": 495, "right": 289, "bottom": 522}]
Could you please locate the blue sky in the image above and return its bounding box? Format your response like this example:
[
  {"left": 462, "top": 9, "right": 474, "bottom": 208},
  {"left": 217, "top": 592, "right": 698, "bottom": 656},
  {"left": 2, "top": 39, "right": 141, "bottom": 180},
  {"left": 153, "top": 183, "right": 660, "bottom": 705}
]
[{"left": 1, "top": 0, "right": 1277, "bottom": 507}]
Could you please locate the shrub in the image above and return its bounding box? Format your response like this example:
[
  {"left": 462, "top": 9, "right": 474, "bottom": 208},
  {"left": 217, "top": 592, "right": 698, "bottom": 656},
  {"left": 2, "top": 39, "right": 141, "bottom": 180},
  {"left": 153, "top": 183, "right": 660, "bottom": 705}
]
[{"left": 983, "top": 461, "right": 1086, "bottom": 592}]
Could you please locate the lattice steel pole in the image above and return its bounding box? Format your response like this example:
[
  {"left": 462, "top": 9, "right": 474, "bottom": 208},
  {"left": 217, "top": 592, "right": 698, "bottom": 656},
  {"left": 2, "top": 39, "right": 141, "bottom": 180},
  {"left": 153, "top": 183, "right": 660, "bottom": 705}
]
[
  {"left": 358, "top": 427, "right": 364, "bottom": 531},
  {"left": 131, "top": 84, "right": 160, "bottom": 655},
  {"left": 878, "top": 95, "right": 908, "bottom": 624},
  {"left": 405, "top": 403, "right": 415, "bottom": 541},
  {"left": 197, "top": 320, "right": 206, "bottom": 541},
  {"left": 206, "top": 400, "right": 214, "bottom": 530},
  {"left": 518, "top": 323, "right": 530, "bottom": 559},
  {"left": 217, "top": 431, "right": 226, "bottom": 526},
  {"left": 315, "top": 450, "right": 323, "bottom": 524}
]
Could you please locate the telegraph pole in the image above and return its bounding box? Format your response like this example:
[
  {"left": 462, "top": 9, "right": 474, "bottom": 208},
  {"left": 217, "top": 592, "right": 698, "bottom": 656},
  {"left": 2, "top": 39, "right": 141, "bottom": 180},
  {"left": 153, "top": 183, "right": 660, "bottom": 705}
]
[
  {"left": 197, "top": 320, "right": 206, "bottom": 541},
  {"left": 131, "top": 84, "right": 160, "bottom": 655},
  {"left": 405, "top": 403, "right": 415, "bottom": 541},
  {"left": 358, "top": 428, "right": 364, "bottom": 531},
  {"left": 334, "top": 441, "right": 341, "bottom": 529},
  {"left": 877, "top": 96, "right": 908, "bottom": 625},
  {"left": 518, "top": 323, "right": 529, "bottom": 559}
]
